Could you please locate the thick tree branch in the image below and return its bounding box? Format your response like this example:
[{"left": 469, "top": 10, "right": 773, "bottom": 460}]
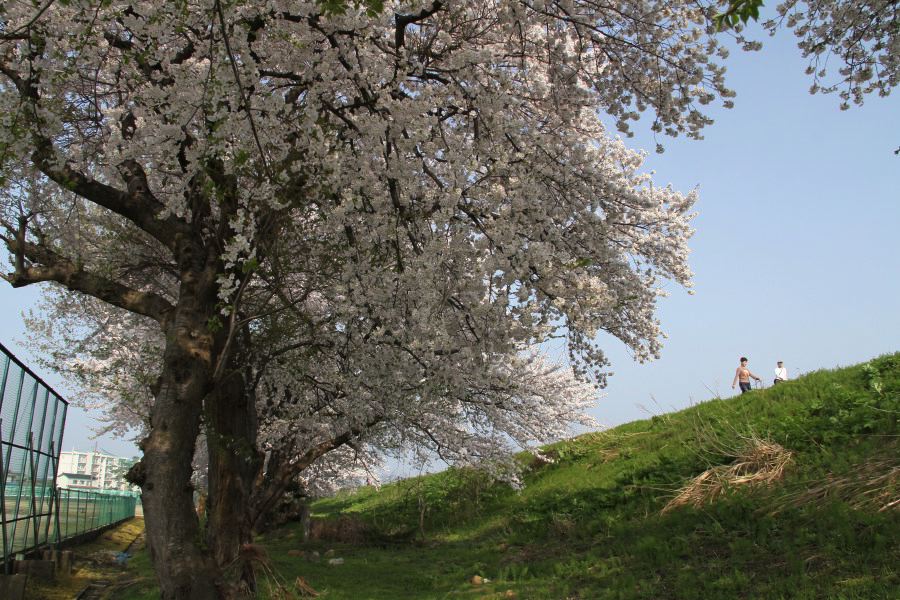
[
  {"left": 249, "top": 416, "right": 382, "bottom": 529},
  {"left": 395, "top": 2, "right": 444, "bottom": 49},
  {"left": 30, "top": 138, "right": 190, "bottom": 251},
  {"left": 0, "top": 59, "right": 190, "bottom": 252},
  {"left": 2, "top": 234, "right": 175, "bottom": 326}
]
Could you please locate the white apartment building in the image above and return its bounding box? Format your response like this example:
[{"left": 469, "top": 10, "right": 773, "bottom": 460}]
[
  {"left": 57, "top": 472, "right": 95, "bottom": 490},
  {"left": 57, "top": 448, "right": 138, "bottom": 492}
]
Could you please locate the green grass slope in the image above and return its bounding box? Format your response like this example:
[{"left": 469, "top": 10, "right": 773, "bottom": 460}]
[{"left": 123, "top": 354, "right": 900, "bottom": 599}]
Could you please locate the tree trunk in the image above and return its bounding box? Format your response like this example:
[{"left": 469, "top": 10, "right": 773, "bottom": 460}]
[
  {"left": 127, "top": 243, "right": 233, "bottom": 600},
  {"left": 300, "top": 503, "right": 311, "bottom": 542},
  {"left": 205, "top": 356, "right": 261, "bottom": 594},
  {"left": 137, "top": 320, "right": 220, "bottom": 599}
]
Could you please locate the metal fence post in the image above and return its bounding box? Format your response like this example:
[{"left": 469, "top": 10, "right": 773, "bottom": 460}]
[
  {"left": 26, "top": 432, "right": 41, "bottom": 552},
  {"left": 33, "top": 389, "right": 51, "bottom": 548},
  {"left": 75, "top": 490, "right": 80, "bottom": 537},
  {"left": 0, "top": 353, "right": 10, "bottom": 408},
  {"left": 61, "top": 489, "right": 69, "bottom": 540},
  {"left": 44, "top": 400, "right": 61, "bottom": 548},
  {"left": 44, "top": 441, "right": 57, "bottom": 547},
  {"left": 54, "top": 403, "right": 67, "bottom": 546},
  {"left": 0, "top": 418, "right": 8, "bottom": 575},
  {"left": 1, "top": 368, "right": 25, "bottom": 485},
  {"left": 0, "top": 355, "right": 8, "bottom": 572}
]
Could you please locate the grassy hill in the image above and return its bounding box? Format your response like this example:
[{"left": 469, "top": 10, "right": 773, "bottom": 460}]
[{"left": 122, "top": 354, "right": 899, "bottom": 599}]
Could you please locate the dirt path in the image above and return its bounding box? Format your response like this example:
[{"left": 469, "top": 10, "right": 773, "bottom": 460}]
[
  {"left": 25, "top": 518, "right": 145, "bottom": 600},
  {"left": 74, "top": 531, "right": 146, "bottom": 600}
]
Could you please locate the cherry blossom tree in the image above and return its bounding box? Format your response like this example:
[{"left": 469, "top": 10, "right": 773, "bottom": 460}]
[
  {"left": 0, "top": 1, "right": 720, "bottom": 597},
  {"left": 718, "top": 0, "right": 898, "bottom": 108},
  {"left": 24, "top": 263, "right": 601, "bottom": 546}
]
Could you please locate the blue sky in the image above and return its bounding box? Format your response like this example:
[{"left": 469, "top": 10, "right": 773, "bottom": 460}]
[
  {"left": 588, "top": 28, "right": 900, "bottom": 428},
  {"left": 1, "top": 22, "right": 898, "bottom": 463}
]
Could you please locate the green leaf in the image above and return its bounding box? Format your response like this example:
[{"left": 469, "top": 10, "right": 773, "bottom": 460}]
[
  {"left": 713, "top": 0, "right": 766, "bottom": 32},
  {"left": 365, "top": 0, "right": 385, "bottom": 16},
  {"left": 207, "top": 315, "right": 224, "bottom": 333},
  {"left": 241, "top": 257, "right": 259, "bottom": 273},
  {"left": 317, "top": 0, "right": 386, "bottom": 16}
]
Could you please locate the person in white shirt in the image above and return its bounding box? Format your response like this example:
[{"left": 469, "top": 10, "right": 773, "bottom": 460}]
[{"left": 774, "top": 361, "right": 788, "bottom": 385}]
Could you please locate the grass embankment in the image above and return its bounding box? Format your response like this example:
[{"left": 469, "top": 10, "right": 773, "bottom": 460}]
[{"left": 122, "top": 354, "right": 899, "bottom": 599}]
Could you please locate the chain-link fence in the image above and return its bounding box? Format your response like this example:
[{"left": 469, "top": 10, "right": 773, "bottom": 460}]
[
  {"left": 55, "top": 488, "right": 138, "bottom": 540},
  {"left": 1, "top": 342, "right": 137, "bottom": 571}
]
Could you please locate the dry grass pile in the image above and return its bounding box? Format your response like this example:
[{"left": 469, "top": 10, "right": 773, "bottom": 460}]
[
  {"left": 774, "top": 458, "right": 900, "bottom": 514},
  {"left": 662, "top": 438, "right": 793, "bottom": 514},
  {"left": 232, "top": 543, "right": 321, "bottom": 600},
  {"left": 308, "top": 515, "right": 370, "bottom": 543}
]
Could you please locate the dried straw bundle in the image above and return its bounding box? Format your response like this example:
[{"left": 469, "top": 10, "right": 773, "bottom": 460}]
[
  {"left": 662, "top": 438, "right": 793, "bottom": 514},
  {"left": 774, "top": 458, "right": 899, "bottom": 514}
]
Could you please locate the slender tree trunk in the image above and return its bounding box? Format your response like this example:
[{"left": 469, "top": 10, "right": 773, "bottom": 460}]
[
  {"left": 300, "top": 503, "right": 311, "bottom": 542},
  {"left": 205, "top": 356, "right": 261, "bottom": 594}
]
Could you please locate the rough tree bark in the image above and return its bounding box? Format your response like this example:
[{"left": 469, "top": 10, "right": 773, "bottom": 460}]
[
  {"left": 127, "top": 237, "right": 232, "bottom": 599},
  {"left": 138, "top": 325, "right": 219, "bottom": 599},
  {"left": 205, "top": 348, "right": 262, "bottom": 594}
]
